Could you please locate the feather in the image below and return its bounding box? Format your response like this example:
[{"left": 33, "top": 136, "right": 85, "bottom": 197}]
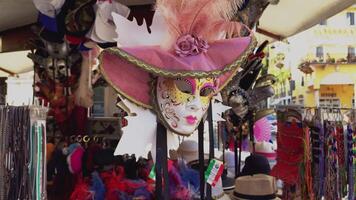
[
  {"left": 74, "top": 51, "right": 94, "bottom": 108},
  {"left": 155, "top": 0, "right": 245, "bottom": 48},
  {"left": 91, "top": 172, "right": 106, "bottom": 200}
]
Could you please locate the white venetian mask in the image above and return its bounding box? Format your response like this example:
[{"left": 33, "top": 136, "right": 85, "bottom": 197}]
[{"left": 155, "top": 77, "right": 217, "bottom": 135}]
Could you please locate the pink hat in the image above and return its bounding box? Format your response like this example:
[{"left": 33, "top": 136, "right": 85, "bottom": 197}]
[{"left": 99, "top": 0, "right": 257, "bottom": 109}]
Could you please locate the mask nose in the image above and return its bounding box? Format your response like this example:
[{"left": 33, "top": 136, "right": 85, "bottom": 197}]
[{"left": 186, "top": 96, "right": 202, "bottom": 111}]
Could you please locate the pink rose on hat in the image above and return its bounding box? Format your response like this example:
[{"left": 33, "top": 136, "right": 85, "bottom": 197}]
[{"left": 175, "top": 34, "right": 209, "bottom": 57}]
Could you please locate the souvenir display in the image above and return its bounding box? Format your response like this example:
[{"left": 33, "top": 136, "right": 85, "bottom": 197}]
[
  {"left": 0, "top": 106, "right": 48, "bottom": 200},
  {"left": 266, "top": 107, "right": 356, "bottom": 200},
  {"left": 3, "top": 0, "right": 356, "bottom": 199}
]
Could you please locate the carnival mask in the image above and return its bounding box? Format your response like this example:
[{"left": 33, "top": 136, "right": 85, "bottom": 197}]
[
  {"left": 45, "top": 58, "right": 68, "bottom": 82},
  {"left": 155, "top": 77, "right": 218, "bottom": 135},
  {"left": 229, "top": 88, "right": 249, "bottom": 119}
]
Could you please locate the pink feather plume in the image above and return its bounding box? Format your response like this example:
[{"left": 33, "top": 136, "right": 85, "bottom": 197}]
[{"left": 155, "top": 0, "right": 245, "bottom": 49}]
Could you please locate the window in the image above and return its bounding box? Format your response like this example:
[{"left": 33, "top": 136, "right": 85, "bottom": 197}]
[
  {"left": 320, "top": 98, "right": 340, "bottom": 120},
  {"left": 316, "top": 46, "right": 324, "bottom": 59},
  {"left": 319, "top": 20, "right": 327, "bottom": 25},
  {"left": 320, "top": 98, "right": 340, "bottom": 108},
  {"left": 91, "top": 86, "right": 105, "bottom": 117},
  {"left": 347, "top": 12, "right": 355, "bottom": 25}
]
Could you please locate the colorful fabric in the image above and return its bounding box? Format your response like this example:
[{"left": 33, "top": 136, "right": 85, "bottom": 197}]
[
  {"left": 324, "top": 121, "right": 339, "bottom": 200},
  {"left": 347, "top": 125, "right": 354, "bottom": 200},
  {"left": 271, "top": 121, "right": 304, "bottom": 185}
]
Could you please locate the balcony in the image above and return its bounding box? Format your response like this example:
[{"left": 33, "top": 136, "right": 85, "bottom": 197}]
[{"left": 299, "top": 54, "right": 356, "bottom": 73}]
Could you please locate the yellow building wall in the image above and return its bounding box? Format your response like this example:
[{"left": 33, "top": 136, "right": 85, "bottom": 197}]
[
  {"left": 319, "top": 84, "right": 354, "bottom": 108},
  {"left": 311, "top": 64, "right": 356, "bottom": 89},
  {"left": 293, "top": 63, "right": 356, "bottom": 107},
  {"left": 279, "top": 5, "right": 356, "bottom": 108}
]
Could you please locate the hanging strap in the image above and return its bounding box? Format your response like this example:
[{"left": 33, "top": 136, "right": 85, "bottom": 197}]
[
  {"left": 198, "top": 121, "right": 205, "bottom": 200},
  {"left": 237, "top": 126, "right": 243, "bottom": 177},
  {"left": 234, "top": 133, "right": 239, "bottom": 178},
  {"left": 206, "top": 103, "right": 214, "bottom": 199},
  {"left": 155, "top": 122, "right": 169, "bottom": 200}
]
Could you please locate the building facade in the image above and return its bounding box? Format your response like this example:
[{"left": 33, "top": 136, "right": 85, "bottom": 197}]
[{"left": 285, "top": 5, "right": 356, "bottom": 109}]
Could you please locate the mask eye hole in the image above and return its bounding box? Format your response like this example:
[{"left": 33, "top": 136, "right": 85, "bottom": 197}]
[
  {"left": 174, "top": 78, "right": 193, "bottom": 94},
  {"left": 200, "top": 86, "right": 215, "bottom": 97}
]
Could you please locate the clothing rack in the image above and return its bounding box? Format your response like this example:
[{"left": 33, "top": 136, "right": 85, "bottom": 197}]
[
  {"left": 274, "top": 105, "right": 356, "bottom": 110},
  {"left": 271, "top": 105, "right": 355, "bottom": 200},
  {"left": 0, "top": 105, "right": 48, "bottom": 200}
]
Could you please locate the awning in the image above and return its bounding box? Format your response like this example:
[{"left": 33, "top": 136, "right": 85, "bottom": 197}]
[
  {"left": 0, "top": 51, "right": 33, "bottom": 77},
  {"left": 0, "top": 0, "right": 355, "bottom": 76},
  {"left": 256, "top": 0, "right": 355, "bottom": 42}
]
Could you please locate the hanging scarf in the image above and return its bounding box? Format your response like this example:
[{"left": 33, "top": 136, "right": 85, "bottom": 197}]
[
  {"left": 271, "top": 121, "right": 304, "bottom": 185},
  {"left": 347, "top": 124, "right": 354, "bottom": 200},
  {"left": 336, "top": 124, "right": 347, "bottom": 198},
  {"left": 324, "top": 121, "right": 339, "bottom": 200},
  {"left": 317, "top": 120, "right": 325, "bottom": 198},
  {"left": 302, "top": 126, "right": 314, "bottom": 200}
]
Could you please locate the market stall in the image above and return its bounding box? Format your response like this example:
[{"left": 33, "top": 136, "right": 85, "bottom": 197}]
[{"left": 0, "top": 0, "right": 355, "bottom": 200}]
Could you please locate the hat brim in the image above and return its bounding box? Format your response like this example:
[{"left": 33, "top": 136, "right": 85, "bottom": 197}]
[
  {"left": 99, "top": 36, "right": 256, "bottom": 108},
  {"left": 230, "top": 194, "right": 281, "bottom": 200}
]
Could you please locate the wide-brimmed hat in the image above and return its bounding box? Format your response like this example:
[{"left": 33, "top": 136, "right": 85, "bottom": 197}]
[
  {"left": 231, "top": 174, "right": 280, "bottom": 200},
  {"left": 88, "top": 1, "right": 130, "bottom": 43},
  {"left": 99, "top": 0, "right": 256, "bottom": 109},
  {"left": 33, "top": 0, "right": 66, "bottom": 18}
]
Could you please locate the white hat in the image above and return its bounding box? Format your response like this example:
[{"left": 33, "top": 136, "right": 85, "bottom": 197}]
[
  {"left": 33, "top": 0, "right": 66, "bottom": 17},
  {"left": 89, "top": 1, "right": 130, "bottom": 43},
  {"left": 254, "top": 141, "right": 276, "bottom": 160},
  {"left": 177, "top": 140, "right": 208, "bottom": 164}
]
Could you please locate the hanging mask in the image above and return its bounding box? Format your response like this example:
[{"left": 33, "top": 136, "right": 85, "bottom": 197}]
[
  {"left": 229, "top": 87, "right": 249, "bottom": 119},
  {"left": 45, "top": 58, "right": 68, "bottom": 82},
  {"left": 154, "top": 77, "right": 217, "bottom": 135}
]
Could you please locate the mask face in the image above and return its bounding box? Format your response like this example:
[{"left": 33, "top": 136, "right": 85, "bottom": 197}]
[
  {"left": 45, "top": 58, "right": 68, "bottom": 81},
  {"left": 229, "top": 88, "right": 249, "bottom": 119},
  {"left": 156, "top": 77, "right": 217, "bottom": 135}
]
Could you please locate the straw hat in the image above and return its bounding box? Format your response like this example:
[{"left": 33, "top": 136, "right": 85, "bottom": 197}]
[{"left": 231, "top": 174, "right": 280, "bottom": 200}]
